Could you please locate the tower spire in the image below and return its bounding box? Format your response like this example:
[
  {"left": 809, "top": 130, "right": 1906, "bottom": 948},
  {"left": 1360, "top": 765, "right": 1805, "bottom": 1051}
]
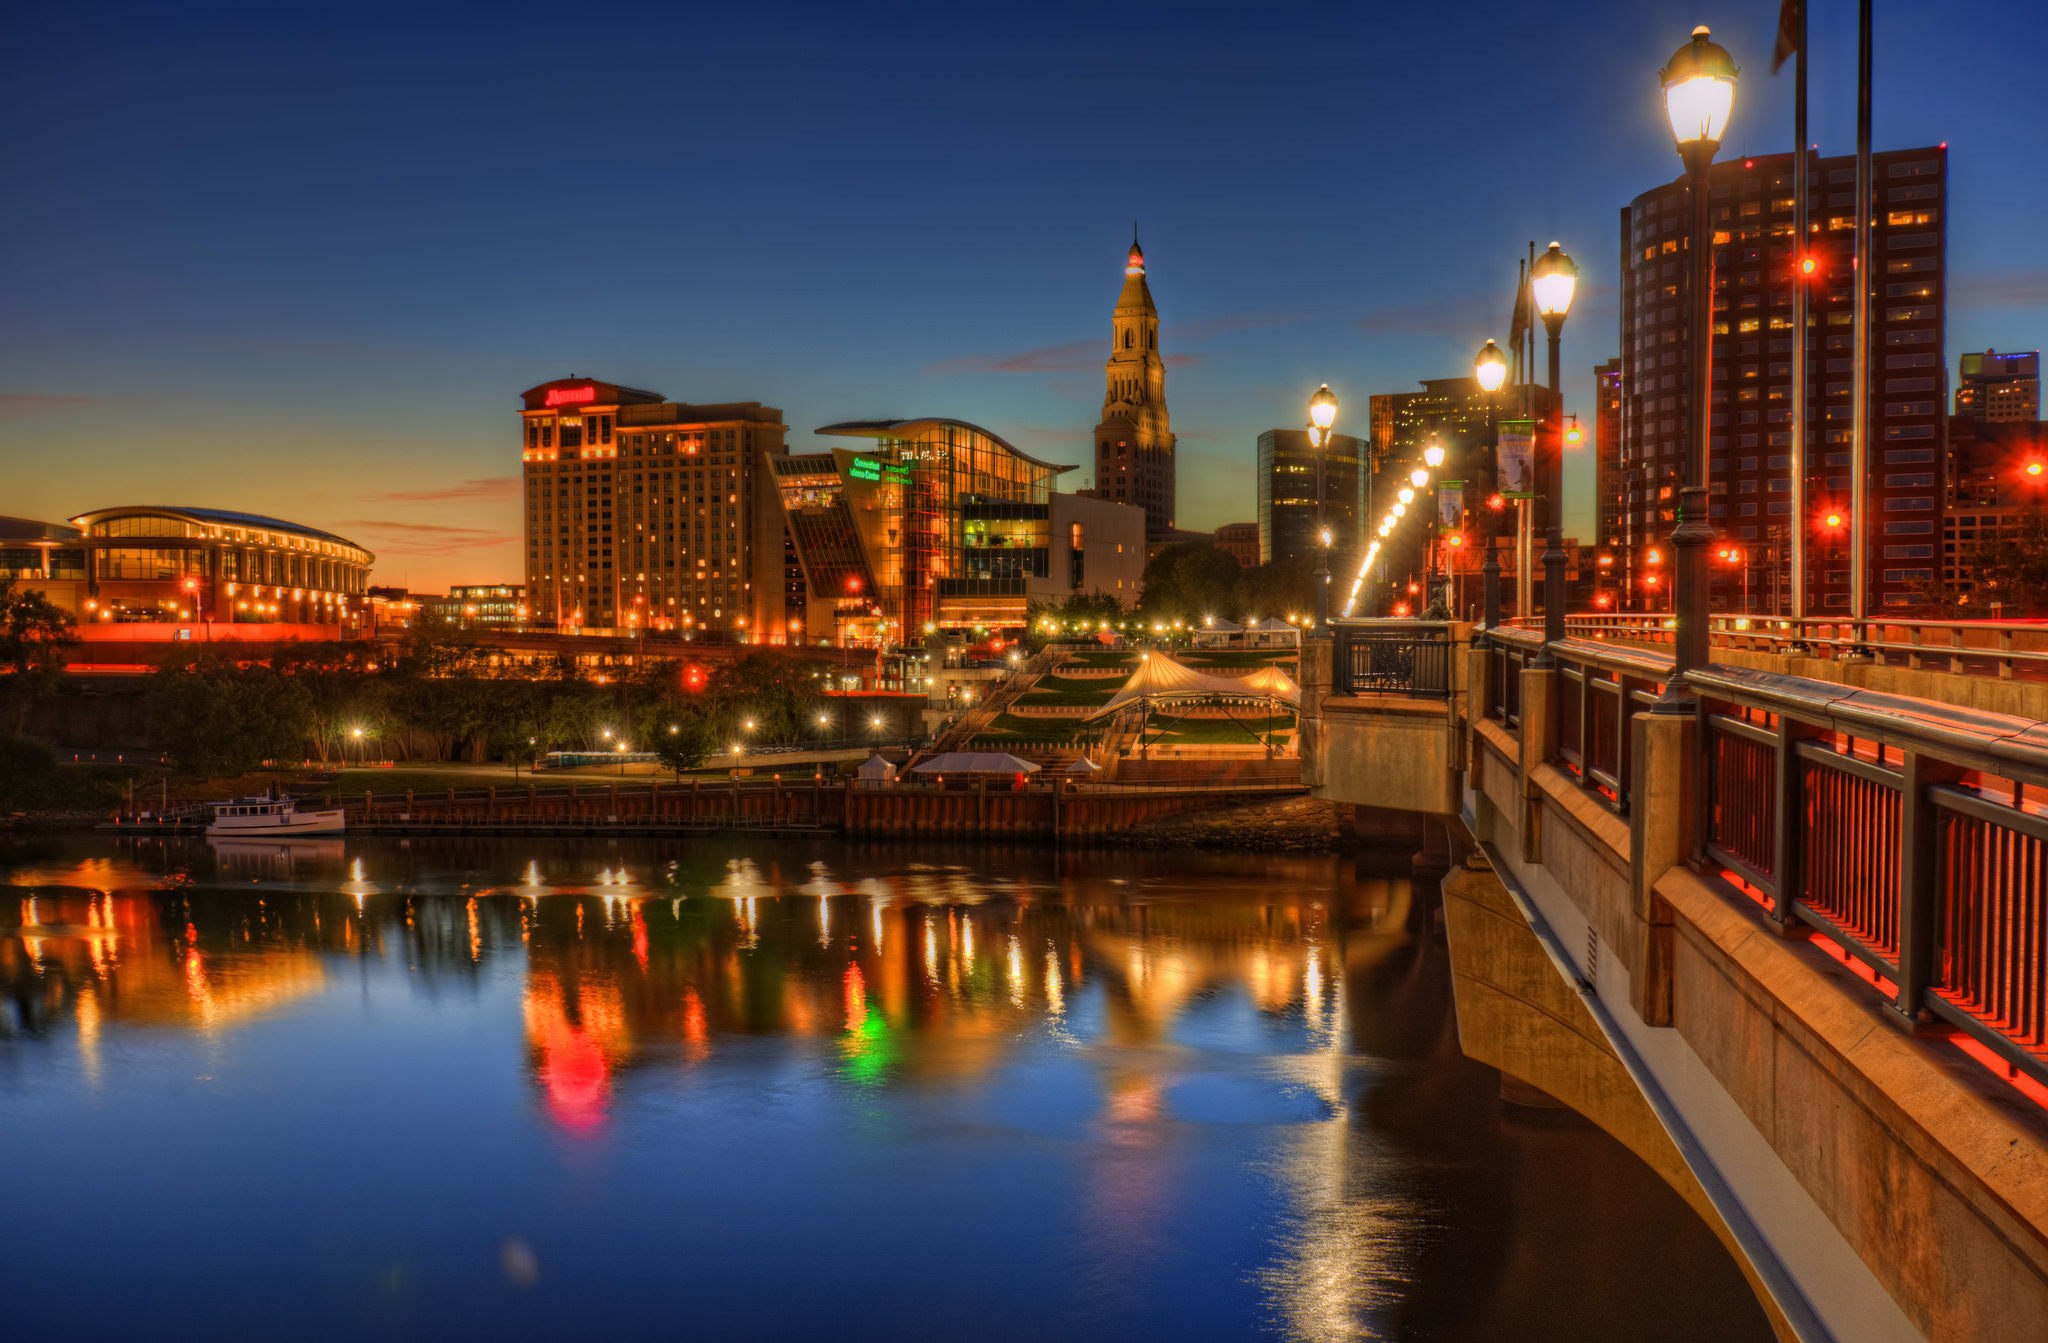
[{"left": 1095, "top": 230, "right": 1175, "bottom": 537}]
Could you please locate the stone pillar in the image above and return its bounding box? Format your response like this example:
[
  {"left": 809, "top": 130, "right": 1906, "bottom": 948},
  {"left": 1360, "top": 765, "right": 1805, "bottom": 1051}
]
[
  {"left": 1517, "top": 665, "right": 1557, "bottom": 864},
  {"left": 1626, "top": 710, "right": 1693, "bottom": 1026}
]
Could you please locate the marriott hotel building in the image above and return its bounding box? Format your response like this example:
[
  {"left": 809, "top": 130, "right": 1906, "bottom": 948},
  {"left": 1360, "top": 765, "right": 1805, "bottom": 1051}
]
[{"left": 520, "top": 378, "right": 789, "bottom": 637}]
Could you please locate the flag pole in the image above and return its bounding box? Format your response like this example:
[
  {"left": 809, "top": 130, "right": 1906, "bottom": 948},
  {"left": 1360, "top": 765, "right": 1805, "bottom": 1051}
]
[
  {"left": 1848, "top": 0, "right": 1873, "bottom": 655},
  {"left": 1788, "top": 1, "right": 1811, "bottom": 643}
]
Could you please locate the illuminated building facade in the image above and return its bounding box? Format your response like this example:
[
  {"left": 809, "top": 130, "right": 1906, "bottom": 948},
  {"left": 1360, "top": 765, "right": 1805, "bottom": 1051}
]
[
  {"left": 520, "top": 378, "right": 789, "bottom": 638},
  {"left": 1089, "top": 238, "right": 1178, "bottom": 537},
  {"left": 417, "top": 584, "right": 527, "bottom": 627},
  {"left": 773, "top": 419, "right": 1145, "bottom": 644},
  {"left": 1213, "top": 521, "right": 1260, "bottom": 569},
  {"left": 1955, "top": 349, "right": 2039, "bottom": 423},
  {"left": 4, "top": 506, "right": 372, "bottom": 639},
  {"left": 1617, "top": 146, "right": 1947, "bottom": 612},
  {"left": 1594, "top": 357, "right": 1624, "bottom": 548},
  {"left": 1256, "top": 430, "right": 1366, "bottom": 565}
]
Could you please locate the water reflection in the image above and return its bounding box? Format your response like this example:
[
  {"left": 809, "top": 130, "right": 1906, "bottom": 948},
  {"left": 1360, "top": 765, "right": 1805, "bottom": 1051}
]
[{"left": 0, "top": 836, "right": 1771, "bottom": 1343}]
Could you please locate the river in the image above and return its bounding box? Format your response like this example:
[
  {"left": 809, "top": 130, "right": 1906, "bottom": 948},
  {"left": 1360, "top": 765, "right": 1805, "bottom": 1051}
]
[{"left": 0, "top": 833, "right": 1771, "bottom": 1342}]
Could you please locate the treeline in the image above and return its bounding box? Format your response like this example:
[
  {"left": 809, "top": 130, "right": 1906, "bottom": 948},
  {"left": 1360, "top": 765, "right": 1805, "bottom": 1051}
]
[{"left": 141, "top": 628, "right": 837, "bottom": 778}]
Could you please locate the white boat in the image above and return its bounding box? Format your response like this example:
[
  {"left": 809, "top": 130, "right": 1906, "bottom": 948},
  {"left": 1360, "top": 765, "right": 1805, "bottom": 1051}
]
[{"left": 206, "top": 795, "right": 346, "bottom": 837}]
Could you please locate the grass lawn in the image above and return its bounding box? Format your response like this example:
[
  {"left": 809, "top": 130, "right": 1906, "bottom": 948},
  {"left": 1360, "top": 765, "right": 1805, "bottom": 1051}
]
[
  {"left": 969, "top": 712, "right": 1090, "bottom": 746},
  {"left": 1178, "top": 649, "right": 1300, "bottom": 669},
  {"left": 1057, "top": 649, "right": 1138, "bottom": 670},
  {"left": 1144, "top": 713, "right": 1294, "bottom": 745}
]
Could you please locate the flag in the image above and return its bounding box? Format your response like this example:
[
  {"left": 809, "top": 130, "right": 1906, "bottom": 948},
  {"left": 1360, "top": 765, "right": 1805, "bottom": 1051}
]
[
  {"left": 1507, "top": 261, "right": 1529, "bottom": 355},
  {"left": 1772, "top": 0, "right": 1802, "bottom": 73}
]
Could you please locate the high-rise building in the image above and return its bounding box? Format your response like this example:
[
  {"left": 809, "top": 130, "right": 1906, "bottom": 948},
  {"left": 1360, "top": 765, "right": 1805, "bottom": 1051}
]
[
  {"left": 1091, "top": 237, "right": 1177, "bottom": 537},
  {"left": 1257, "top": 431, "right": 1366, "bottom": 565},
  {"left": 1616, "top": 145, "right": 1947, "bottom": 613},
  {"left": 519, "top": 378, "right": 790, "bottom": 638},
  {"left": 1594, "top": 357, "right": 1624, "bottom": 549},
  {"left": 771, "top": 419, "right": 1145, "bottom": 644},
  {"left": 1956, "top": 349, "right": 2039, "bottom": 423},
  {"left": 1943, "top": 415, "right": 2048, "bottom": 596},
  {"left": 1213, "top": 521, "right": 1260, "bottom": 569}
]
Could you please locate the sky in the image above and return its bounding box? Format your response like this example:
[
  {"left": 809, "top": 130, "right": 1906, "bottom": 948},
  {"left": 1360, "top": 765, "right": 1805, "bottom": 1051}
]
[{"left": 5, "top": 0, "right": 2047, "bottom": 592}]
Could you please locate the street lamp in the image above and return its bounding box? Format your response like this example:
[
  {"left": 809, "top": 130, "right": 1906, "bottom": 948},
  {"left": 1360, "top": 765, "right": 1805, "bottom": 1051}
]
[
  {"left": 1656, "top": 24, "right": 1737, "bottom": 711},
  {"left": 1474, "top": 339, "right": 1509, "bottom": 638},
  {"left": 1531, "top": 241, "right": 1578, "bottom": 666},
  {"left": 1306, "top": 384, "right": 1339, "bottom": 632}
]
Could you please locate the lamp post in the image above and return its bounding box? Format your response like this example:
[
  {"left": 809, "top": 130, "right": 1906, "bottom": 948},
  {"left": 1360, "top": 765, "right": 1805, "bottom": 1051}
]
[
  {"left": 1474, "top": 340, "right": 1509, "bottom": 641},
  {"left": 1530, "top": 242, "right": 1578, "bottom": 666},
  {"left": 1307, "top": 384, "right": 1339, "bottom": 632},
  {"left": 1655, "top": 24, "right": 1737, "bottom": 713}
]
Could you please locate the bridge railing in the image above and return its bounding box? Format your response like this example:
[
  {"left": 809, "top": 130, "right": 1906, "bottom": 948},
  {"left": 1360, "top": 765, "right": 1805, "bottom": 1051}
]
[
  {"left": 1460, "top": 628, "right": 2048, "bottom": 1088},
  {"left": 1688, "top": 667, "right": 2048, "bottom": 1090},
  {"left": 1330, "top": 619, "right": 1457, "bottom": 697},
  {"left": 1550, "top": 612, "right": 2048, "bottom": 680}
]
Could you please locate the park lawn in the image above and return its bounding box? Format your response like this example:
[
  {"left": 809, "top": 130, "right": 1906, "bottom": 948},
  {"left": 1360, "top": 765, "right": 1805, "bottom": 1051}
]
[
  {"left": 1178, "top": 649, "right": 1301, "bottom": 669},
  {"left": 1144, "top": 713, "right": 1294, "bottom": 745},
  {"left": 970, "top": 712, "right": 1088, "bottom": 746},
  {"left": 1057, "top": 649, "right": 1138, "bottom": 670}
]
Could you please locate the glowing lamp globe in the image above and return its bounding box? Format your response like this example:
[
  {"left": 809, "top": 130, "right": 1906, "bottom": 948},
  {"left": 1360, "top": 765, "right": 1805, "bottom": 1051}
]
[
  {"left": 1409, "top": 468, "right": 1429, "bottom": 488},
  {"left": 1661, "top": 26, "right": 1738, "bottom": 151},
  {"left": 1474, "top": 340, "right": 1508, "bottom": 393},
  {"left": 1423, "top": 443, "right": 1446, "bottom": 468},
  {"left": 1398, "top": 487, "right": 1415, "bottom": 505},
  {"left": 1531, "top": 243, "right": 1578, "bottom": 318},
  {"left": 1308, "top": 384, "right": 1338, "bottom": 432}
]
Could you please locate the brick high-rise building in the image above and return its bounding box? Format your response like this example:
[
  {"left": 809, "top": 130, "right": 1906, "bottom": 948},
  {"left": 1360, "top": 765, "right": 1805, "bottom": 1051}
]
[
  {"left": 1091, "top": 237, "right": 1177, "bottom": 537},
  {"left": 1594, "top": 357, "right": 1624, "bottom": 549},
  {"left": 519, "top": 378, "right": 790, "bottom": 637},
  {"left": 1955, "top": 349, "right": 2039, "bottom": 423},
  {"left": 1615, "top": 145, "right": 1947, "bottom": 614}
]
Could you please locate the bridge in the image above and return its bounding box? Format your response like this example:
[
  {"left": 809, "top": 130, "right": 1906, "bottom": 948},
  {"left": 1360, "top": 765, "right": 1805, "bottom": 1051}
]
[{"left": 1302, "top": 613, "right": 2048, "bottom": 1343}]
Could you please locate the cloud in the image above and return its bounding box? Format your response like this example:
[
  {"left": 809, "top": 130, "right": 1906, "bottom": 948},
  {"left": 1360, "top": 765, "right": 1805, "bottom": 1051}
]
[
  {"left": 345, "top": 520, "right": 515, "bottom": 555},
  {"left": 924, "top": 311, "right": 1306, "bottom": 376},
  {"left": 0, "top": 392, "right": 94, "bottom": 419},
  {"left": 1950, "top": 270, "right": 2048, "bottom": 308},
  {"left": 364, "top": 477, "right": 521, "bottom": 504},
  {"left": 925, "top": 340, "right": 1100, "bottom": 375}
]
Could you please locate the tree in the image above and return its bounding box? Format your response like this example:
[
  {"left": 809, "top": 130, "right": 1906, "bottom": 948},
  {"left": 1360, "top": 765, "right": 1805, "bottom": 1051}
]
[
  {"left": 0, "top": 577, "right": 77, "bottom": 737},
  {"left": 1966, "top": 508, "right": 2048, "bottom": 616},
  {"left": 705, "top": 649, "right": 830, "bottom": 745},
  {"left": 1025, "top": 591, "right": 1127, "bottom": 645},
  {"left": 1234, "top": 556, "right": 1317, "bottom": 625},
  {"left": 1136, "top": 544, "right": 1242, "bottom": 624},
  {"left": 650, "top": 714, "right": 714, "bottom": 777},
  {"left": 146, "top": 655, "right": 313, "bottom": 777}
]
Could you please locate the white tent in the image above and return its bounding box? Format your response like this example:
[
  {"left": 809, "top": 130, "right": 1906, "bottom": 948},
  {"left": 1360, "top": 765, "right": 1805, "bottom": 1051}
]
[
  {"left": 1064, "top": 757, "right": 1102, "bottom": 774},
  {"left": 1084, "top": 654, "right": 1301, "bottom": 721},
  {"left": 910, "top": 752, "right": 1042, "bottom": 775},
  {"left": 1191, "top": 617, "right": 1244, "bottom": 648},
  {"left": 1244, "top": 617, "right": 1302, "bottom": 648},
  {"left": 855, "top": 753, "right": 897, "bottom": 787}
]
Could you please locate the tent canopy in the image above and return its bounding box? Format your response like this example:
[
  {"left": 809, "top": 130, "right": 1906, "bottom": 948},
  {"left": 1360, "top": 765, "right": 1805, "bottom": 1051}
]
[
  {"left": 911, "top": 751, "right": 1041, "bottom": 774},
  {"left": 1085, "top": 654, "right": 1302, "bottom": 721},
  {"left": 856, "top": 753, "right": 897, "bottom": 778},
  {"left": 1198, "top": 618, "right": 1245, "bottom": 632},
  {"left": 1065, "top": 757, "right": 1102, "bottom": 774}
]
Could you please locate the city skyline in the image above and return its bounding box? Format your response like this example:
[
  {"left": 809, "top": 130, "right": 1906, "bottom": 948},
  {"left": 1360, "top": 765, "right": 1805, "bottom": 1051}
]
[{"left": 7, "top": 1, "right": 2048, "bottom": 591}]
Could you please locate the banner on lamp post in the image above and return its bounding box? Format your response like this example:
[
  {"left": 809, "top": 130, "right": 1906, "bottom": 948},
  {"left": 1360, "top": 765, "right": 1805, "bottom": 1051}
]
[
  {"left": 1496, "top": 421, "right": 1536, "bottom": 498},
  {"left": 1437, "top": 483, "right": 1466, "bottom": 530}
]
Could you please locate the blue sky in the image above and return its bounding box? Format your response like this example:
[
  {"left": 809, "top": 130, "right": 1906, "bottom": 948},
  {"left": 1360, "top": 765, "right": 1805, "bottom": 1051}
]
[{"left": 5, "top": 0, "right": 2044, "bottom": 590}]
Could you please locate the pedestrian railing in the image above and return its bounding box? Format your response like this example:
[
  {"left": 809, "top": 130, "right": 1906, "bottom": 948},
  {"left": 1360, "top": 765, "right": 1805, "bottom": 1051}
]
[
  {"left": 1689, "top": 665, "right": 2047, "bottom": 1089},
  {"left": 1559, "top": 612, "right": 2048, "bottom": 680},
  {"left": 1330, "top": 619, "right": 1457, "bottom": 697}
]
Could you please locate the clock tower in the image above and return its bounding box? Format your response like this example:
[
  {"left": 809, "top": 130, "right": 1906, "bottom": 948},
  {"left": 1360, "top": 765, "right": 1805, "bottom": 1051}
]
[{"left": 1092, "top": 235, "right": 1177, "bottom": 537}]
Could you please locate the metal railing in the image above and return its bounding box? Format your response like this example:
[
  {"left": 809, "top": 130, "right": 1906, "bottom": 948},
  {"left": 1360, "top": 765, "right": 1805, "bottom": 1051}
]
[
  {"left": 1456, "top": 627, "right": 2047, "bottom": 1087},
  {"left": 1690, "top": 665, "right": 2048, "bottom": 1090},
  {"left": 1330, "top": 619, "right": 1457, "bottom": 697},
  {"left": 1552, "top": 612, "right": 2048, "bottom": 680}
]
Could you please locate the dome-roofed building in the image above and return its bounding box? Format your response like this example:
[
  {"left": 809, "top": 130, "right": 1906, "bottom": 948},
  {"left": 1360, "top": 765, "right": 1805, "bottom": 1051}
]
[{"left": 11, "top": 505, "right": 375, "bottom": 642}]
